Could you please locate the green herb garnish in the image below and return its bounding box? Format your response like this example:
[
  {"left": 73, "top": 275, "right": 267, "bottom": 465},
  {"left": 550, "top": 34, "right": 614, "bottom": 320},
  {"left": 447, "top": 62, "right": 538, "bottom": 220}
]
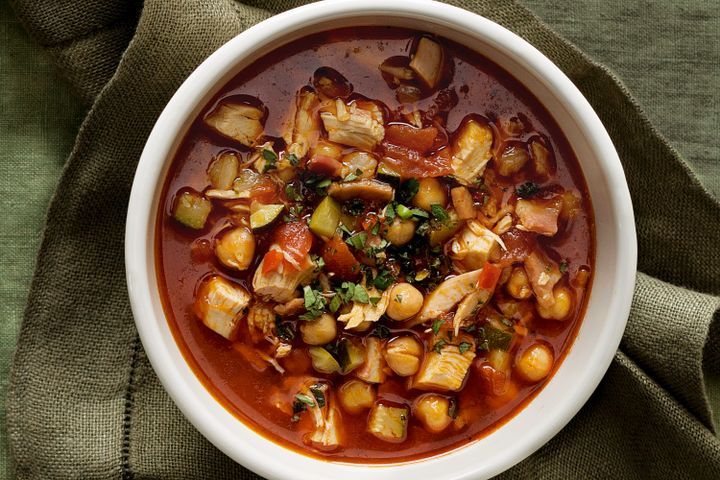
[
  {"left": 430, "top": 204, "right": 450, "bottom": 224},
  {"left": 309, "top": 387, "right": 326, "bottom": 408},
  {"left": 398, "top": 178, "right": 420, "bottom": 203},
  {"left": 458, "top": 342, "right": 473, "bottom": 354},
  {"left": 432, "top": 319, "right": 443, "bottom": 334}
]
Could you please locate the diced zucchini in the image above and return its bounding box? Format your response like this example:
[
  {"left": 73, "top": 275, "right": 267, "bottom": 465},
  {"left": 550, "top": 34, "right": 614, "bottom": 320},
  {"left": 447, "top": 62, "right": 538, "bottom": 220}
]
[
  {"left": 249, "top": 203, "right": 284, "bottom": 229},
  {"left": 339, "top": 338, "right": 366, "bottom": 374},
  {"left": 173, "top": 191, "right": 212, "bottom": 229},
  {"left": 308, "top": 347, "right": 341, "bottom": 374},
  {"left": 367, "top": 403, "right": 409, "bottom": 442},
  {"left": 309, "top": 196, "right": 341, "bottom": 239}
]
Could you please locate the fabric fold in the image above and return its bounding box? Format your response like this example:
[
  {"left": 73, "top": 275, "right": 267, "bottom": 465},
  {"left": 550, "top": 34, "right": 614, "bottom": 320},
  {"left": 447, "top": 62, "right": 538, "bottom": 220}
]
[{"left": 5, "top": 0, "right": 720, "bottom": 478}]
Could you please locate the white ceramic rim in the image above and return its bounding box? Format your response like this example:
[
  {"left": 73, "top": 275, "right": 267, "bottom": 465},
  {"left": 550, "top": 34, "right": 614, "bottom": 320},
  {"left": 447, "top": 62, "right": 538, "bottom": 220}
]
[{"left": 125, "top": 1, "right": 637, "bottom": 479}]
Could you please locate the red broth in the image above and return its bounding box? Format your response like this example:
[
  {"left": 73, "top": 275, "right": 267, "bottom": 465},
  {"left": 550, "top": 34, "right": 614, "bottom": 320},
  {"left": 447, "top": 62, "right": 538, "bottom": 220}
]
[{"left": 156, "top": 27, "right": 594, "bottom": 462}]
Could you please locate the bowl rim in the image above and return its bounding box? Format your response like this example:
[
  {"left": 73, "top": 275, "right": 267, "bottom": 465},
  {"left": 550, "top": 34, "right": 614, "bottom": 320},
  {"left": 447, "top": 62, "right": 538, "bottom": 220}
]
[{"left": 125, "top": 0, "right": 637, "bottom": 478}]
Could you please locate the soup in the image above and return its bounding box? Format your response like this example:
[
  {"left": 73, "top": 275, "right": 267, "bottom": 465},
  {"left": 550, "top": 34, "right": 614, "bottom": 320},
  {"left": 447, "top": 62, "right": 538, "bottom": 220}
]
[{"left": 157, "top": 27, "right": 594, "bottom": 462}]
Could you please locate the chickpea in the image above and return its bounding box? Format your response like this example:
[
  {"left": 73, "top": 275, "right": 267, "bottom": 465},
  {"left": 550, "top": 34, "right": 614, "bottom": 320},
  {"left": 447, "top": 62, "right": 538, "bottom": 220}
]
[
  {"left": 384, "top": 336, "right": 423, "bottom": 376},
  {"left": 215, "top": 227, "right": 255, "bottom": 271},
  {"left": 506, "top": 267, "right": 532, "bottom": 300},
  {"left": 311, "top": 140, "right": 343, "bottom": 159},
  {"left": 338, "top": 379, "right": 376, "bottom": 415},
  {"left": 384, "top": 218, "right": 416, "bottom": 246},
  {"left": 300, "top": 313, "right": 337, "bottom": 345},
  {"left": 412, "top": 177, "right": 447, "bottom": 212},
  {"left": 386, "top": 283, "right": 424, "bottom": 321},
  {"left": 515, "top": 343, "right": 554, "bottom": 382},
  {"left": 537, "top": 286, "right": 573, "bottom": 320},
  {"left": 414, "top": 394, "right": 452, "bottom": 433}
]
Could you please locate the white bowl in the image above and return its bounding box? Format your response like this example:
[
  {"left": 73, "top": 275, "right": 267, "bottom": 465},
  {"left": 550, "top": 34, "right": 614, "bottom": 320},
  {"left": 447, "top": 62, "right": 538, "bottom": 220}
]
[{"left": 125, "top": 0, "right": 636, "bottom": 478}]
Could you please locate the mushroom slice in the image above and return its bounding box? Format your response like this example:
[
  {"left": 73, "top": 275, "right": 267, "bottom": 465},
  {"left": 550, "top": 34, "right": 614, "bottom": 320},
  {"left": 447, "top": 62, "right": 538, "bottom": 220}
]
[
  {"left": 204, "top": 101, "right": 264, "bottom": 147},
  {"left": 409, "top": 37, "right": 444, "bottom": 88},
  {"left": 320, "top": 99, "right": 385, "bottom": 151},
  {"left": 412, "top": 343, "right": 475, "bottom": 392},
  {"left": 193, "top": 276, "right": 250, "bottom": 340},
  {"left": 287, "top": 88, "right": 320, "bottom": 159},
  {"left": 451, "top": 118, "right": 494, "bottom": 185},
  {"left": 327, "top": 179, "right": 394, "bottom": 202},
  {"left": 252, "top": 246, "right": 316, "bottom": 303}
]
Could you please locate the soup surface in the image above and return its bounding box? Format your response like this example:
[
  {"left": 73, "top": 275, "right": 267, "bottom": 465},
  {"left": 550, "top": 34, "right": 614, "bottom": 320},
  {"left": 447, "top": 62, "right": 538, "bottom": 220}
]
[{"left": 157, "top": 27, "right": 594, "bottom": 462}]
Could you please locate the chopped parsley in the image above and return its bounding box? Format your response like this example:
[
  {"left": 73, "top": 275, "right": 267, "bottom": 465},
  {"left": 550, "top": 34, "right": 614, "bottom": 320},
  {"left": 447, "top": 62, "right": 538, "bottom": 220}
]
[
  {"left": 285, "top": 183, "right": 302, "bottom": 202},
  {"left": 516, "top": 181, "right": 539, "bottom": 198},
  {"left": 559, "top": 261, "right": 569, "bottom": 273},
  {"left": 373, "top": 269, "right": 395, "bottom": 290},
  {"left": 478, "top": 325, "right": 514, "bottom": 351},
  {"left": 430, "top": 204, "right": 450, "bottom": 224},
  {"left": 346, "top": 232, "right": 367, "bottom": 250},
  {"left": 343, "top": 168, "right": 363, "bottom": 182},
  {"left": 262, "top": 149, "right": 278, "bottom": 172},
  {"left": 432, "top": 339, "right": 447, "bottom": 353},
  {"left": 287, "top": 153, "right": 299, "bottom": 166},
  {"left": 299, "top": 285, "right": 326, "bottom": 320},
  {"left": 458, "top": 342, "right": 473, "bottom": 354},
  {"left": 432, "top": 319, "right": 443, "bottom": 334},
  {"left": 275, "top": 319, "right": 295, "bottom": 342},
  {"left": 384, "top": 203, "right": 396, "bottom": 221},
  {"left": 344, "top": 198, "right": 365, "bottom": 216},
  {"left": 309, "top": 387, "right": 326, "bottom": 408},
  {"left": 397, "top": 178, "right": 420, "bottom": 203},
  {"left": 370, "top": 324, "right": 391, "bottom": 339},
  {"left": 294, "top": 393, "right": 315, "bottom": 408}
]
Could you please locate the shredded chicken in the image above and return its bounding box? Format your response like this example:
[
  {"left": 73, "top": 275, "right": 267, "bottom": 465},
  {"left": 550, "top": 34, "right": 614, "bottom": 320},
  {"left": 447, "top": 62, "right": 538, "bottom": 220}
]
[
  {"left": 408, "top": 269, "right": 484, "bottom": 327},
  {"left": 274, "top": 297, "right": 305, "bottom": 316},
  {"left": 252, "top": 245, "right": 316, "bottom": 303},
  {"left": 412, "top": 342, "right": 475, "bottom": 391},
  {"left": 320, "top": 99, "right": 385, "bottom": 151},
  {"left": 451, "top": 119, "right": 494, "bottom": 185},
  {"left": 300, "top": 383, "right": 343, "bottom": 450},
  {"left": 193, "top": 276, "right": 251, "bottom": 340},
  {"left": 338, "top": 287, "right": 391, "bottom": 330},
  {"left": 450, "top": 220, "right": 504, "bottom": 270},
  {"left": 354, "top": 337, "right": 387, "bottom": 383},
  {"left": 524, "top": 250, "right": 562, "bottom": 308},
  {"left": 204, "top": 102, "right": 264, "bottom": 147},
  {"left": 516, "top": 197, "right": 562, "bottom": 236},
  {"left": 247, "top": 303, "right": 275, "bottom": 338},
  {"left": 287, "top": 89, "right": 320, "bottom": 159}
]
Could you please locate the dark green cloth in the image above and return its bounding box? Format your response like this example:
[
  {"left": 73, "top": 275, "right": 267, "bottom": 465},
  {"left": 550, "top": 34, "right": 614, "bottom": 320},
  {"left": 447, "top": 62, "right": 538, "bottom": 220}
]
[{"left": 4, "top": 0, "right": 719, "bottom": 478}]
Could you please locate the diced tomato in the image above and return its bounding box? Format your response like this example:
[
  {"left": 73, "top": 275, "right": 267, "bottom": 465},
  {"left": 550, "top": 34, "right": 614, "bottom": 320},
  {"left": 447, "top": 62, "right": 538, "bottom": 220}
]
[
  {"left": 381, "top": 143, "right": 453, "bottom": 178},
  {"left": 274, "top": 221, "right": 313, "bottom": 260},
  {"left": 478, "top": 262, "right": 502, "bottom": 290},
  {"left": 250, "top": 177, "right": 280, "bottom": 204},
  {"left": 360, "top": 213, "right": 379, "bottom": 231},
  {"left": 262, "top": 249, "right": 284, "bottom": 273},
  {"left": 321, "top": 235, "right": 361, "bottom": 281},
  {"left": 385, "top": 124, "right": 438, "bottom": 154},
  {"left": 306, "top": 154, "right": 343, "bottom": 177}
]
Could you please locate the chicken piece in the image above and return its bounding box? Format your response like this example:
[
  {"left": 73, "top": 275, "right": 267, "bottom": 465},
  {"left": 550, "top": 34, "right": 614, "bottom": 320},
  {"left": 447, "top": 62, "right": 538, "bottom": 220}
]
[
  {"left": 355, "top": 337, "right": 387, "bottom": 384},
  {"left": 524, "top": 250, "right": 562, "bottom": 308},
  {"left": 412, "top": 343, "right": 475, "bottom": 392},
  {"left": 287, "top": 89, "right": 320, "bottom": 159},
  {"left": 516, "top": 197, "right": 563, "bottom": 236},
  {"left": 450, "top": 220, "right": 505, "bottom": 270},
  {"left": 338, "top": 287, "right": 391, "bottom": 330},
  {"left": 204, "top": 101, "right": 264, "bottom": 147},
  {"left": 367, "top": 403, "right": 409, "bottom": 443},
  {"left": 327, "top": 179, "right": 394, "bottom": 202},
  {"left": 408, "top": 269, "right": 483, "bottom": 327},
  {"left": 320, "top": 99, "right": 385, "bottom": 151},
  {"left": 451, "top": 119, "right": 494, "bottom": 185},
  {"left": 252, "top": 245, "right": 316, "bottom": 303},
  {"left": 409, "top": 37, "right": 444, "bottom": 88},
  {"left": 193, "top": 276, "right": 251, "bottom": 340},
  {"left": 247, "top": 303, "right": 275, "bottom": 339},
  {"left": 452, "top": 290, "right": 484, "bottom": 336},
  {"left": 301, "top": 383, "right": 343, "bottom": 451},
  {"left": 274, "top": 297, "right": 305, "bottom": 316},
  {"left": 340, "top": 151, "right": 378, "bottom": 179}
]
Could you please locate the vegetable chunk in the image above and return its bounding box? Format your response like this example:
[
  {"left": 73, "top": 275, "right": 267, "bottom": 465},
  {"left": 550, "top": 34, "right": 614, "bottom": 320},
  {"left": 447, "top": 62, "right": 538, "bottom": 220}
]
[
  {"left": 516, "top": 197, "right": 562, "bottom": 236},
  {"left": 287, "top": 88, "right": 320, "bottom": 159},
  {"left": 194, "top": 276, "right": 250, "bottom": 339},
  {"left": 409, "top": 37, "right": 444, "bottom": 88}
]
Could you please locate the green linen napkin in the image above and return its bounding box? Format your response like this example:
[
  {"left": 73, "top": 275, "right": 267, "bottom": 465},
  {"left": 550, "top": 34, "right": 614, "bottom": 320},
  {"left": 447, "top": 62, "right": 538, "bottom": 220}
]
[{"left": 5, "top": 0, "right": 720, "bottom": 478}]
